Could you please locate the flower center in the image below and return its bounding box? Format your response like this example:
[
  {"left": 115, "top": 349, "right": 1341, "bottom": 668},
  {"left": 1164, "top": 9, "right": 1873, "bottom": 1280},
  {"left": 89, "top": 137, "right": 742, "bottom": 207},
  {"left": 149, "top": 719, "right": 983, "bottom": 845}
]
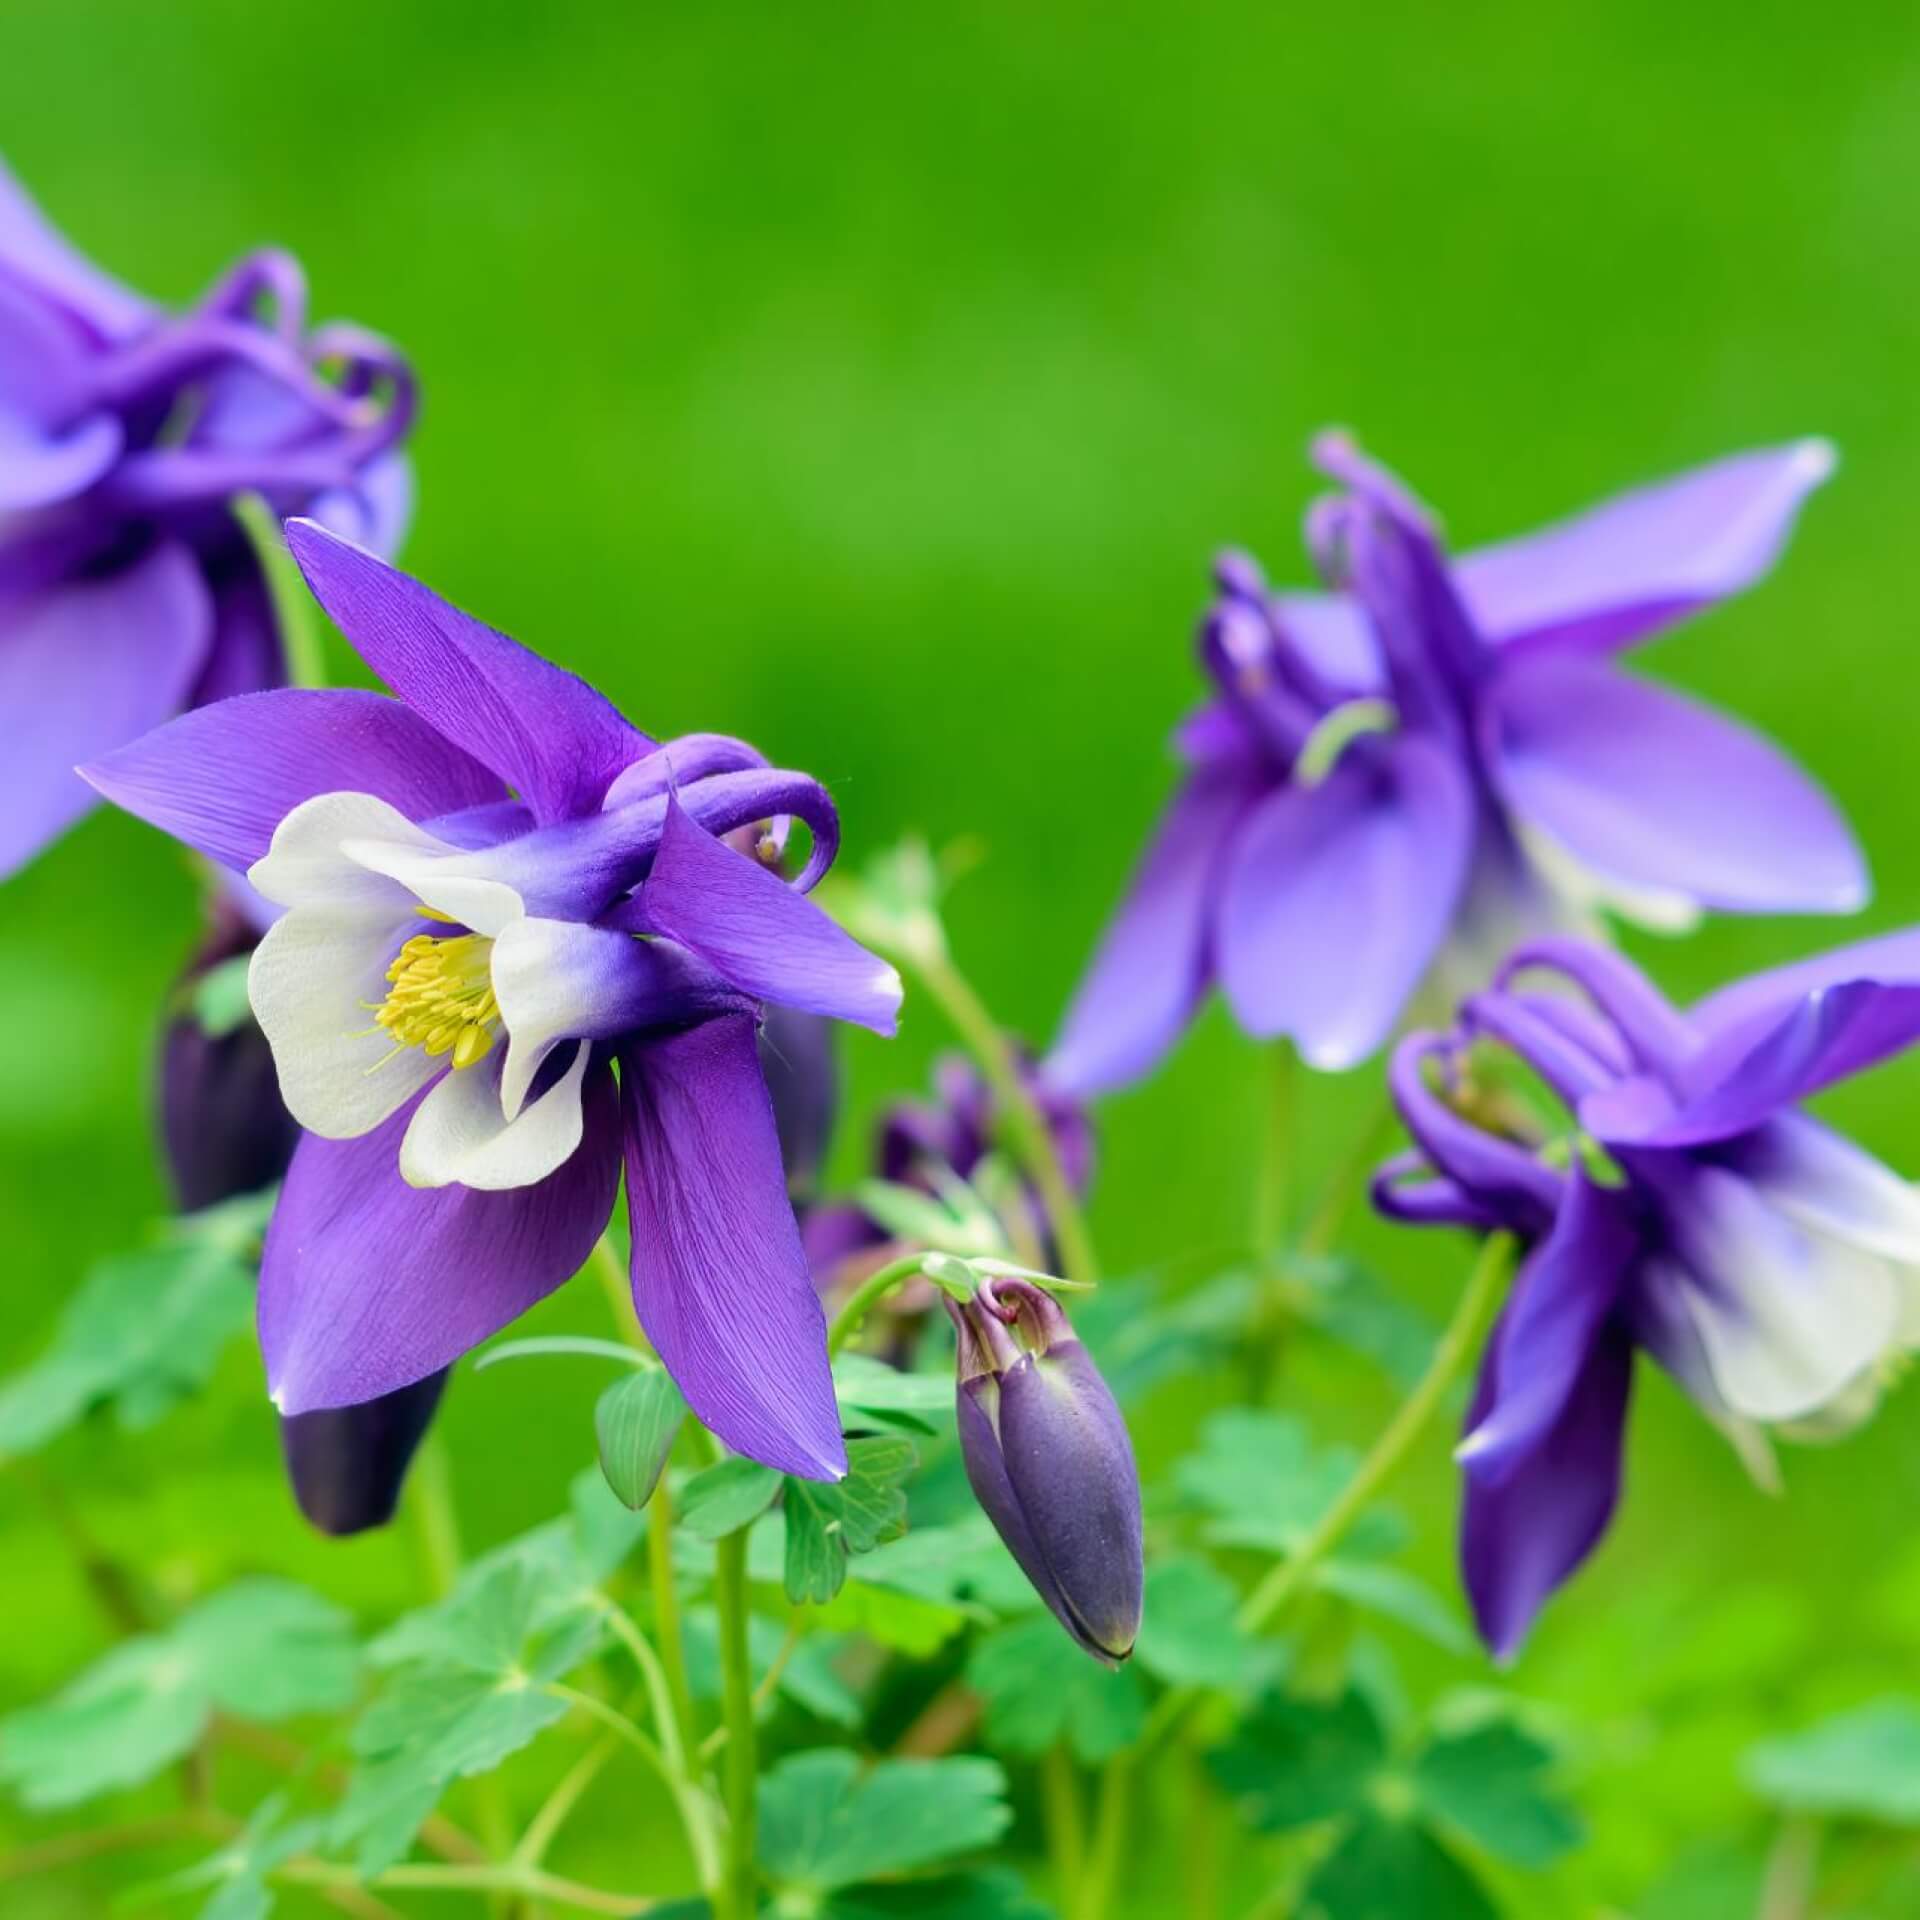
[{"left": 374, "top": 932, "right": 500, "bottom": 1069}]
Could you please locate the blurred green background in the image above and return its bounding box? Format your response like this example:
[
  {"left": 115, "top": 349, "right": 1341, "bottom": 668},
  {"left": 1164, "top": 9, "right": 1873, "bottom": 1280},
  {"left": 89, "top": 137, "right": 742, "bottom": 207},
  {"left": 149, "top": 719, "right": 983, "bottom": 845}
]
[{"left": 8, "top": 1, "right": 1920, "bottom": 1913}]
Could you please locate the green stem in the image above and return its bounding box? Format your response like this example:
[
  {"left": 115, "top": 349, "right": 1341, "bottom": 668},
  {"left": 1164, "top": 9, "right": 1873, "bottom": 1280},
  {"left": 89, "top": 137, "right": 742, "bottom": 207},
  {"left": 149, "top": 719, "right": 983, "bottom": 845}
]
[
  {"left": 1041, "top": 1745, "right": 1086, "bottom": 1904},
  {"left": 513, "top": 1735, "right": 617, "bottom": 1870},
  {"left": 713, "top": 1528, "right": 760, "bottom": 1920},
  {"left": 1082, "top": 1232, "right": 1518, "bottom": 1913},
  {"left": 826, "top": 1253, "right": 934, "bottom": 1357},
  {"left": 1251, "top": 1042, "right": 1296, "bottom": 1255},
  {"left": 1295, "top": 1089, "right": 1399, "bottom": 1261},
  {"left": 1237, "top": 1229, "right": 1515, "bottom": 1634},
  {"left": 408, "top": 1430, "right": 464, "bottom": 1599},
  {"left": 277, "top": 1856, "right": 660, "bottom": 1917},
  {"left": 912, "top": 950, "right": 1099, "bottom": 1286},
  {"left": 236, "top": 492, "right": 328, "bottom": 689},
  {"left": 590, "top": 1232, "right": 639, "bottom": 1342}
]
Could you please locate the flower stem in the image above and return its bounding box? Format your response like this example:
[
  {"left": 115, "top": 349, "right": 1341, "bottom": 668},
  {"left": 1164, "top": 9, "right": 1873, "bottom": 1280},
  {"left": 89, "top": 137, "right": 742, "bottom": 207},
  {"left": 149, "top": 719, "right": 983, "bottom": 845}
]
[
  {"left": 513, "top": 1735, "right": 617, "bottom": 1870},
  {"left": 713, "top": 1527, "right": 760, "bottom": 1920},
  {"left": 910, "top": 949, "right": 1099, "bottom": 1286},
  {"left": 1237, "top": 1228, "right": 1514, "bottom": 1634},
  {"left": 236, "top": 492, "right": 328, "bottom": 689},
  {"left": 1080, "top": 1231, "right": 1517, "bottom": 1917},
  {"left": 407, "top": 1430, "right": 464, "bottom": 1600},
  {"left": 1040, "top": 1745, "right": 1086, "bottom": 1902},
  {"left": 1251, "top": 1041, "right": 1297, "bottom": 1255},
  {"left": 1295, "top": 1087, "right": 1399, "bottom": 1261},
  {"left": 825, "top": 1253, "right": 933, "bottom": 1358},
  {"left": 276, "top": 1856, "right": 661, "bottom": 1917}
]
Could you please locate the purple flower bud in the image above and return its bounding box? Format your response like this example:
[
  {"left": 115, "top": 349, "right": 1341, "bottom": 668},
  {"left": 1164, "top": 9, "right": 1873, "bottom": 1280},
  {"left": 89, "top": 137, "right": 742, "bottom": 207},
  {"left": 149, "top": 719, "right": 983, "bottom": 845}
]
[
  {"left": 949, "top": 1279, "right": 1143, "bottom": 1665},
  {"left": 280, "top": 1370, "right": 449, "bottom": 1537},
  {"left": 157, "top": 907, "right": 301, "bottom": 1212}
]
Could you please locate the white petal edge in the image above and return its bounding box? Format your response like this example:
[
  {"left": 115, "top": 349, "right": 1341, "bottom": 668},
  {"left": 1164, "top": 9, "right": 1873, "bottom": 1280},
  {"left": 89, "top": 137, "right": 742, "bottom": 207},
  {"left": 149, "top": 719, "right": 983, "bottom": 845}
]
[
  {"left": 248, "top": 901, "right": 440, "bottom": 1136},
  {"left": 247, "top": 790, "right": 448, "bottom": 912},
  {"left": 399, "top": 1040, "right": 591, "bottom": 1192}
]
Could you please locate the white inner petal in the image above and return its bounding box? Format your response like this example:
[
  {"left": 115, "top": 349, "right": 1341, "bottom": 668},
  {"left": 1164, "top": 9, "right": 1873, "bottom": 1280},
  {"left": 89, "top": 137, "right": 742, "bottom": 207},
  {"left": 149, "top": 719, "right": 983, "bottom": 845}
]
[
  {"left": 1669, "top": 1163, "right": 1898, "bottom": 1424},
  {"left": 342, "top": 837, "right": 526, "bottom": 937},
  {"left": 247, "top": 791, "right": 441, "bottom": 912},
  {"left": 399, "top": 1040, "right": 590, "bottom": 1192},
  {"left": 248, "top": 903, "right": 441, "bottom": 1137}
]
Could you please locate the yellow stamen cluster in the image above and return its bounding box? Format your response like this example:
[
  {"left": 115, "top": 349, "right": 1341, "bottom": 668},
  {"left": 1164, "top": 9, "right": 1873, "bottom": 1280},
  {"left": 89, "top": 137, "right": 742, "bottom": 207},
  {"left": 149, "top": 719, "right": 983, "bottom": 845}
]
[{"left": 374, "top": 932, "right": 501, "bottom": 1069}]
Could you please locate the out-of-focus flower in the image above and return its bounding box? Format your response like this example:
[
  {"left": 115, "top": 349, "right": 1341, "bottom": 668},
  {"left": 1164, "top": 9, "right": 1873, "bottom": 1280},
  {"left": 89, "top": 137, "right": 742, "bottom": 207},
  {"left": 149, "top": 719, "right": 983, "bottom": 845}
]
[
  {"left": 1377, "top": 930, "right": 1920, "bottom": 1656},
  {"left": 1050, "top": 436, "right": 1862, "bottom": 1093},
  {"left": 758, "top": 1001, "right": 840, "bottom": 1203},
  {"left": 948, "top": 1276, "right": 1143, "bottom": 1664},
  {"left": 804, "top": 1047, "right": 1094, "bottom": 1284},
  {"left": 158, "top": 900, "right": 302, "bottom": 1212},
  {"left": 86, "top": 522, "right": 901, "bottom": 1480},
  {"left": 0, "top": 156, "right": 414, "bottom": 877}
]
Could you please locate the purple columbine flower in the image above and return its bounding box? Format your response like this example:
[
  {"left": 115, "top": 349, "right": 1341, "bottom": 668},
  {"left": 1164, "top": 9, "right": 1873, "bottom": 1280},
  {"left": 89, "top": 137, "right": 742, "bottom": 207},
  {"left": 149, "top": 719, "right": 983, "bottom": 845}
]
[
  {"left": 0, "top": 156, "right": 414, "bottom": 877},
  {"left": 1377, "top": 931, "right": 1920, "bottom": 1657},
  {"left": 85, "top": 521, "right": 902, "bottom": 1481},
  {"left": 803, "top": 1047, "right": 1094, "bottom": 1283},
  {"left": 1049, "top": 434, "right": 1864, "bottom": 1092},
  {"left": 948, "top": 1277, "right": 1143, "bottom": 1664}
]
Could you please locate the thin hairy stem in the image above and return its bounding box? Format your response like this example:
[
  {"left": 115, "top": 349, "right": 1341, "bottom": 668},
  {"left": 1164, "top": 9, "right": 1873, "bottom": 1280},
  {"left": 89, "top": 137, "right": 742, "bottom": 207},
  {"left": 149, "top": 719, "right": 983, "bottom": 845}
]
[
  {"left": 713, "top": 1528, "right": 760, "bottom": 1920},
  {"left": 1295, "top": 1088, "right": 1399, "bottom": 1260},
  {"left": 1041, "top": 1745, "right": 1086, "bottom": 1900},
  {"left": 513, "top": 1737, "right": 617, "bottom": 1870},
  {"left": 277, "top": 1856, "right": 661, "bottom": 1916},
  {"left": 911, "top": 950, "right": 1099, "bottom": 1286},
  {"left": 1082, "top": 1232, "right": 1517, "bottom": 1916},
  {"left": 825, "top": 1254, "right": 934, "bottom": 1357},
  {"left": 1237, "top": 1230, "right": 1514, "bottom": 1633}
]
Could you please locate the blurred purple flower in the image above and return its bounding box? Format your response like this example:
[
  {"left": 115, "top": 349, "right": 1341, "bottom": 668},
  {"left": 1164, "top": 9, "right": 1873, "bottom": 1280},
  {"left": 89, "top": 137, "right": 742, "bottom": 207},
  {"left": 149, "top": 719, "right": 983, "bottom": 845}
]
[
  {"left": 0, "top": 156, "right": 414, "bottom": 877},
  {"left": 804, "top": 1047, "right": 1094, "bottom": 1284},
  {"left": 949, "top": 1276, "right": 1143, "bottom": 1664},
  {"left": 1378, "top": 930, "right": 1920, "bottom": 1656},
  {"left": 1050, "top": 435, "right": 1862, "bottom": 1092},
  {"left": 86, "top": 521, "right": 901, "bottom": 1480}
]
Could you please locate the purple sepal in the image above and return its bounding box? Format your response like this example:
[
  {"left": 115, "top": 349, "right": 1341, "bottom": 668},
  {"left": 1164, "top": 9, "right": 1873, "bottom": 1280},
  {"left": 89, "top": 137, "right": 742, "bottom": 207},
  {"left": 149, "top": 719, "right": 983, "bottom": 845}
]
[{"left": 280, "top": 1370, "right": 448, "bottom": 1537}]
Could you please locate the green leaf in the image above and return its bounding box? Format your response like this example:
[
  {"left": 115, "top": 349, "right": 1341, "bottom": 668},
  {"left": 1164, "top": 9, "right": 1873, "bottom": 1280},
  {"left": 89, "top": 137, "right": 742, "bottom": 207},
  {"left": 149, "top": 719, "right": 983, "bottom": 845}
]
[
  {"left": 341, "top": 1555, "right": 605, "bottom": 1872},
  {"left": 1208, "top": 1688, "right": 1387, "bottom": 1833},
  {"left": 1136, "top": 1557, "right": 1266, "bottom": 1691},
  {"left": 757, "top": 1749, "right": 1011, "bottom": 1892},
  {"left": 783, "top": 1435, "right": 916, "bottom": 1605},
  {"left": 594, "top": 1370, "right": 686, "bottom": 1509},
  {"left": 968, "top": 1615, "right": 1147, "bottom": 1762},
  {"left": 0, "top": 1234, "right": 255, "bottom": 1456},
  {"left": 174, "top": 1580, "right": 360, "bottom": 1720},
  {"left": 823, "top": 1868, "right": 1052, "bottom": 1919},
  {"left": 679, "top": 1457, "right": 783, "bottom": 1541},
  {"left": 1412, "top": 1720, "right": 1581, "bottom": 1867},
  {"left": 0, "top": 1580, "right": 355, "bottom": 1810},
  {"left": 1305, "top": 1813, "right": 1498, "bottom": 1920},
  {"left": 1176, "top": 1411, "right": 1405, "bottom": 1559},
  {"left": 1313, "top": 1562, "right": 1474, "bottom": 1657},
  {"left": 852, "top": 1515, "right": 1034, "bottom": 1617},
  {"left": 1293, "top": 1255, "right": 1439, "bottom": 1390},
  {"left": 1743, "top": 1700, "right": 1920, "bottom": 1824},
  {"left": 833, "top": 1352, "right": 955, "bottom": 1419},
  {"left": 812, "top": 1578, "right": 971, "bottom": 1656}
]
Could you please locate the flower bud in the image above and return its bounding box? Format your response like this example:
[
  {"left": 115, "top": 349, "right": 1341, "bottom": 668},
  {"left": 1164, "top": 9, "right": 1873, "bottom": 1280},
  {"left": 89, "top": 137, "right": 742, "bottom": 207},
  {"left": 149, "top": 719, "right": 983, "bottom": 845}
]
[
  {"left": 949, "top": 1279, "right": 1143, "bottom": 1664},
  {"left": 157, "top": 908, "right": 301, "bottom": 1212},
  {"left": 280, "top": 1371, "right": 449, "bottom": 1537}
]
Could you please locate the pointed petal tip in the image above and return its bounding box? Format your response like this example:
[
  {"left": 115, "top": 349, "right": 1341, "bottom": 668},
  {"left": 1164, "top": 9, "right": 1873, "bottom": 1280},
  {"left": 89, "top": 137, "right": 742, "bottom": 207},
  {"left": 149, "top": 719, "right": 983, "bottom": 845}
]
[{"left": 1790, "top": 436, "right": 1839, "bottom": 484}]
